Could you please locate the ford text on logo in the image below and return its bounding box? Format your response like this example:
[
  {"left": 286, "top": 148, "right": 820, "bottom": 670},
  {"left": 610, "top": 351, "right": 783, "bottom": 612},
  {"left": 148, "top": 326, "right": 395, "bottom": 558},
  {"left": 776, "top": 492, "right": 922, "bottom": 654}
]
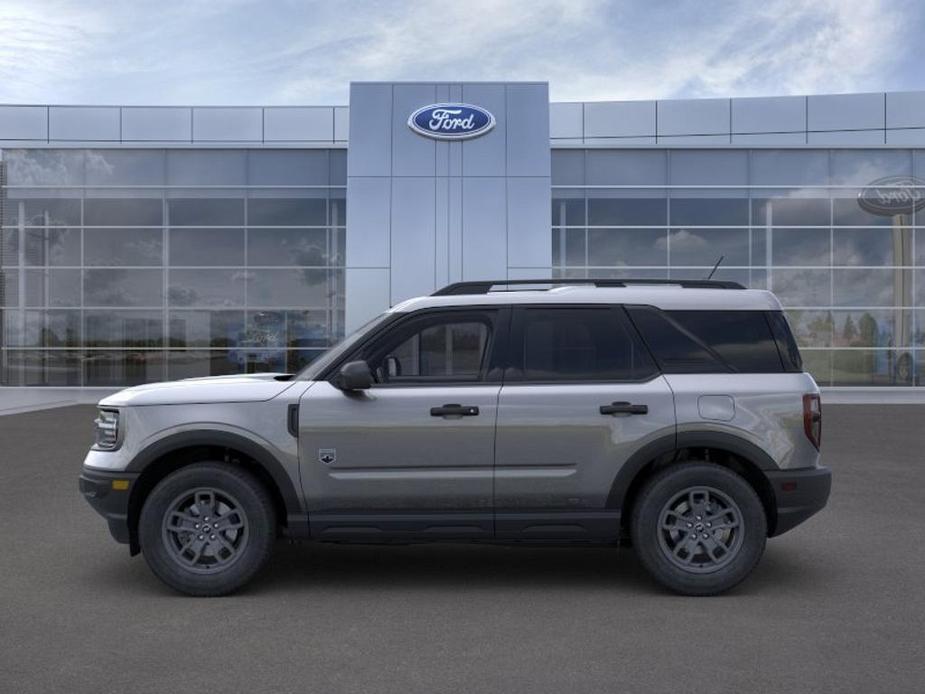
[
  {"left": 408, "top": 103, "right": 495, "bottom": 140},
  {"left": 858, "top": 176, "right": 925, "bottom": 216}
]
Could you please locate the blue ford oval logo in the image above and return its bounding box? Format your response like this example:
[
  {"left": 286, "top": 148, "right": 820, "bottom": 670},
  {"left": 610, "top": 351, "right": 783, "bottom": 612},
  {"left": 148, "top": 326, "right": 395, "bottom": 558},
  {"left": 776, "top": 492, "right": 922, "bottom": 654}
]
[
  {"left": 858, "top": 176, "right": 925, "bottom": 216},
  {"left": 408, "top": 103, "right": 495, "bottom": 140}
]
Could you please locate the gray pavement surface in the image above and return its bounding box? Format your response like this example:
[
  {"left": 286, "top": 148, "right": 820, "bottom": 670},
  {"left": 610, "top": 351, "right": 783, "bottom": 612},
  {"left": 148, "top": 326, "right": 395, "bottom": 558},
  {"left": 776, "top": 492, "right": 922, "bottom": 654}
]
[{"left": 1, "top": 404, "right": 924, "bottom": 694}]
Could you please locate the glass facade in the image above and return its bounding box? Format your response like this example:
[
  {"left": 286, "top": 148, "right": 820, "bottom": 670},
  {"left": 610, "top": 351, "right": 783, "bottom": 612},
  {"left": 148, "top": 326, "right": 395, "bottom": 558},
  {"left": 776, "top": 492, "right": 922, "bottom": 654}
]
[
  {"left": 552, "top": 149, "right": 925, "bottom": 387},
  {"left": 0, "top": 148, "right": 346, "bottom": 386}
]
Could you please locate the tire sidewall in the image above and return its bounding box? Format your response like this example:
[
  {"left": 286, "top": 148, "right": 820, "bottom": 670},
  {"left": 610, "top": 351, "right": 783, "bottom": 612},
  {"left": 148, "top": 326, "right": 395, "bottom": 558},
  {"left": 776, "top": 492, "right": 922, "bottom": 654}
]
[
  {"left": 631, "top": 463, "right": 767, "bottom": 596},
  {"left": 139, "top": 463, "right": 275, "bottom": 596}
]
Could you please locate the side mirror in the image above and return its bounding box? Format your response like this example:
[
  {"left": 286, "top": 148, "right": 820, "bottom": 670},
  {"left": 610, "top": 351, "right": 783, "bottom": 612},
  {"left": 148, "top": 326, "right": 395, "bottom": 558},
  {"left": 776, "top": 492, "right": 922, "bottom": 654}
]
[{"left": 335, "top": 360, "right": 373, "bottom": 391}]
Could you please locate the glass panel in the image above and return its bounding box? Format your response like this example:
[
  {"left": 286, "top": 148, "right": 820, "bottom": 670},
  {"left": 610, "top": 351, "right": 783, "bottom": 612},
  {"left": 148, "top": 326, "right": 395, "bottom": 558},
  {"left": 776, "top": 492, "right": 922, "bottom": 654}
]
[
  {"left": 833, "top": 269, "right": 896, "bottom": 307},
  {"left": 85, "top": 310, "right": 163, "bottom": 348},
  {"left": 770, "top": 269, "right": 831, "bottom": 307},
  {"left": 227, "top": 349, "right": 287, "bottom": 374},
  {"left": 288, "top": 349, "right": 326, "bottom": 372},
  {"left": 248, "top": 150, "right": 329, "bottom": 185},
  {"left": 670, "top": 198, "right": 748, "bottom": 226},
  {"left": 588, "top": 229, "right": 667, "bottom": 266},
  {"left": 785, "top": 310, "right": 833, "bottom": 348},
  {"left": 24, "top": 227, "right": 81, "bottom": 266},
  {"left": 247, "top": 198, "right": 326, "bottom": 226},
  {"left": 832, "top": 349, "right": 911, "bottom": 386},
  {"left": 551, "top": 196, "right": 586, "bottom": 226},
  {"left": 5, "top": 150, "right": 85, "bottom": 186},
  {"left": 751, "top": 197, "right": 829, "bottom": 226},
  {"left": 749, "top": 150, "right": 829, "bottom": 186},
  {"left": 245, "top": 310, "right": 332, "bottom": 348},
  {"left": 670, "top": 151, "right": 748, "bottom": 185},
  {"left": 832, "top": 310, "right": 911, "bottom": 348},
  {"left": 247, "top": 229, "right": 329, "bottom": 266},
  {"left": 167, "top": 198, "right": 244, "bottom": 226},
  {"left": 84, "top": 228, "right": 163, "bottom": 266},
  {"left": 167, "top": 350, "right": 240, "bottom": 379},
  {"left": 23, "top": 309, "right": 81, "bottom": 347},
  {"left": 830, "top": 150, "right": 912, "bottom": 185},
  {"left": 330, "top": 150, "right": 347, "bottom": 184},
  {"left": 168, "top": 269, "right": 246, "bottom": 307},
  {"left": 7, "top": 197, "right": 81, "bottom": 226},
  {"left": 85, "top": 150, "right": 166, "bottom": 185},
  {"left": 168, "top": 310, "right": 245, "bottom": 348},
  {"left": 832, "top": 197, "right": 902, "bottom": 226},
  {"left": 586, "top": 151, "right": 665, "bottom": 185},
  {"left": 166, "top": 150, "right": 246, "bottom": 186},
  {"left": 587, "top": 198, "right": 667, "bottom": 226},
  {"left": 668, "top": 228, "right": 748, "bottom": 266},
  {"left": 833, "top": 228, "right": 908, "bottom": 266},
  {"left": 84, "top": 350, "right": 166, "bottom": 386},
  {"left": 84, "top": 269, "right": 163, "bottom": 307},
  {"left": 767, "top": 229, "right": 831, "bottom": 267},
  {"left": 25, "top": 269, "right": 81, "bottom": 307},
  {"left": 2, "top": 269, "right": 18, "bottom": 306},
  {"left": 1, "top": 228, "right": 20, "bottom": 266},
  {"left": 246, "top": 269, "right": 340, "bottom": 308},
  {"left": 168, "top": 228, "right": 245, "bottom": 266},
  {"left": 2, "top": 350, "right": 82, "bottom": 386},
  {"left": 551, "top": 150, "right": 584, "bottom": 185},
  {"left": 84, "top": 198, "right": 163, "bottom": 226}
]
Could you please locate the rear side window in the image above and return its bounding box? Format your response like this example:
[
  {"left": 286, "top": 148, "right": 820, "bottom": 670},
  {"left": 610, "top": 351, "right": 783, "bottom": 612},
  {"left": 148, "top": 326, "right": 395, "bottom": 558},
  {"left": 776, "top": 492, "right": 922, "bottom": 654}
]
[
  {"left": 767, "top": 311, "right": 803, "bottom": 372},
  {"left": 627, "top": 308, "right": 786, "bottom": 374},
  {"left": 511, "top": 307, "right": 657, "bottom": 382}
]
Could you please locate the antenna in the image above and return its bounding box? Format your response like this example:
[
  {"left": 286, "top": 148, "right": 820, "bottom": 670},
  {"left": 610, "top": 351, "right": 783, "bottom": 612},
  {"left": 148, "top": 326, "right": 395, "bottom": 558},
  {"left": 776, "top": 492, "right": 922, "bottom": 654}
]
[{"left": 706, "top": 255, "right": 725, "bottom": 280}]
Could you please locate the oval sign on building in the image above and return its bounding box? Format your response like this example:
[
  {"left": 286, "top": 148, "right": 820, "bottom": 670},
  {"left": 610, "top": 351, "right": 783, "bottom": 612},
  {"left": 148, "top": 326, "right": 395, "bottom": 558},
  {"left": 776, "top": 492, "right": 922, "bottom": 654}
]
[
  {"left": 858, "top": 176, "right": 925, "bottom": 216},
  {"left": 408, "top": 103, "right": 495, "bottom": 140}
]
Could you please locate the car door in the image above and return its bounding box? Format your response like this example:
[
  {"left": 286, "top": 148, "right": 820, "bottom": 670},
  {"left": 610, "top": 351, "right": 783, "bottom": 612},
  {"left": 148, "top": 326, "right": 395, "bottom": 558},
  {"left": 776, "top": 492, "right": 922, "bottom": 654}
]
[
  {"left": 494, "top": 305, "right": 676, "bottom": 540},
  {"left": 298, "top": 307, "right": 508, "bottom": 540}
]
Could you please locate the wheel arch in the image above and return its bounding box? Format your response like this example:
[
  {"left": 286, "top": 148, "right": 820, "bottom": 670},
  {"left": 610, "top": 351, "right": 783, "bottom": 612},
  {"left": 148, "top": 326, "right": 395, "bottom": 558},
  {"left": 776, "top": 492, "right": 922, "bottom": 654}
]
[
  {"left": 125, "top": 430, "right": 307, "bottom": 555},
  {"left": 610, "top": 431, "right": 780, "bottom": 537}
]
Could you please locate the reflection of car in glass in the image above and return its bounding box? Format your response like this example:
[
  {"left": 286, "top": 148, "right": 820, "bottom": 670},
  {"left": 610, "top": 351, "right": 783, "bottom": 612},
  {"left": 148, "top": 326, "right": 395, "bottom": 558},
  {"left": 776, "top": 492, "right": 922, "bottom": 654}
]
[{"left": 80, "top": 279, "right": 830, "bottom": 597}]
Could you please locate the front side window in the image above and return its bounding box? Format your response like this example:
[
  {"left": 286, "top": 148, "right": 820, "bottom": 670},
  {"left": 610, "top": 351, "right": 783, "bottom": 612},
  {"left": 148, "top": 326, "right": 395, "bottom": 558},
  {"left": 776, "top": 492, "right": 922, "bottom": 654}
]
[
  {"left": 366, "top": 312, "right": 494, "bottom": 384},
  {"left": 511, "top": 307, "right": 656, "bottom": 382}
]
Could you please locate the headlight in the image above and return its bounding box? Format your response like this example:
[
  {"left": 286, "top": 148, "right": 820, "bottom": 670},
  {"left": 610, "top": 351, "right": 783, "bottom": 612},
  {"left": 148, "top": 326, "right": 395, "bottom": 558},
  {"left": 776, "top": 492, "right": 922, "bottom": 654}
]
[{"left": 94, "top": 409, "right": 120, "bottom": 450}]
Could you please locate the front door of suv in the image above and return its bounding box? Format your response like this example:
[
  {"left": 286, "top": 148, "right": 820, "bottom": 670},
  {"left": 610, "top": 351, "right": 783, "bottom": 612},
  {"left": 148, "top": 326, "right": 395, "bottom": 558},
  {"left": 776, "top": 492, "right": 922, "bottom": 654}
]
[
  {"left": 494, "top": 305, "right": 676, "bottom": 540},
  {"left": 298, "top": 307, "right": 507, "bottom": 540}
]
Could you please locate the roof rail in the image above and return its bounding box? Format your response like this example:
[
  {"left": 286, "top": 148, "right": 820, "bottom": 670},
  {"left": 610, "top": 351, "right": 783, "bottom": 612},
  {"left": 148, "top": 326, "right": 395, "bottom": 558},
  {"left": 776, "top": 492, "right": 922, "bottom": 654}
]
[{"left": 431, "top": 278, "right": 746, "bottom": 296}]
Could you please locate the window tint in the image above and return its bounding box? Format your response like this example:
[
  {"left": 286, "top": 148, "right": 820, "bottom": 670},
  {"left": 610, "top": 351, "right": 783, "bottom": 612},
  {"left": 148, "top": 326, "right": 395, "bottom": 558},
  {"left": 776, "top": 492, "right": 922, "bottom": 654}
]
[
  {"left": 515, "top": 308, "right": 656, "bottom": 382},
  {"left": 767, "top": 311, "right": 803, "bottom": 372},
  {"left": 628, "top": 308, "right": 786, "bottom": 373},
  {"left": 369, "top": 316, "right": 492, "bottom": 383}
]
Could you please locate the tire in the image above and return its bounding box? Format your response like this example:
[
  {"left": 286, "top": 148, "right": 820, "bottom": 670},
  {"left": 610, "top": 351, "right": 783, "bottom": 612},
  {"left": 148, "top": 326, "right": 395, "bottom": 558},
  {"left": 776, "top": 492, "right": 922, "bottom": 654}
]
[
  {"left": 139, "top": 462, "right": 276, "bottom": 596},
  {"left": 630, "top": 463, "right": 767, "bottom": 596}
]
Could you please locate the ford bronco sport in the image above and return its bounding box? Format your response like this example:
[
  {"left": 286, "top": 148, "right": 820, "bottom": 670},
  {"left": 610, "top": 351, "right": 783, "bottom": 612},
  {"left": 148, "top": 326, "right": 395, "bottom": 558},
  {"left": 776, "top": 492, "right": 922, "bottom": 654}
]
[{"left": 80, "top": 279, "right": 831, "bottom": 596}]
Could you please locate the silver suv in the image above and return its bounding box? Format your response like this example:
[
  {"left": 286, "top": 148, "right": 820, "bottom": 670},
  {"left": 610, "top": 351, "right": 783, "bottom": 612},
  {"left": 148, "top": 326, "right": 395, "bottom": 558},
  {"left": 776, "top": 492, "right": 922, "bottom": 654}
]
[{"left": 79, "top": 279, "right": 831, "bottom": 596}]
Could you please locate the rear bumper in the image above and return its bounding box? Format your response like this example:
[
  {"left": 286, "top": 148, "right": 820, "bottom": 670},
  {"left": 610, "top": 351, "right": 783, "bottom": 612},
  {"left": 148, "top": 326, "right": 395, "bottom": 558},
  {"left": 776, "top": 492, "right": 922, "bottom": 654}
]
[
  {"left": 78, "top": 468, "right": 139, "bottom": 545},
  {"left": 766, "top": 465, "right": 832, "bottom": 537}
]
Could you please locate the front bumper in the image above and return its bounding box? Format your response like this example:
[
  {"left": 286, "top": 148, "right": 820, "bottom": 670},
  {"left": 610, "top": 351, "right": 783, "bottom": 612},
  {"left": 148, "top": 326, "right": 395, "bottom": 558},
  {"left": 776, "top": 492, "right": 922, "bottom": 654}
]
[
  {"left": 78, "top": 468, "right": 140, "bottom": 545},
  {"left": 766, "top": 465, "right": 832, "bottom": 537}
]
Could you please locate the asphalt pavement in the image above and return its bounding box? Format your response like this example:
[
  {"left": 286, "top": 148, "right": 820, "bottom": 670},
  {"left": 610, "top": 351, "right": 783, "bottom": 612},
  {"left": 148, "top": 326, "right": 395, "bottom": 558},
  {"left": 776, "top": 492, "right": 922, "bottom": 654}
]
[{"left": 1, "top": 404, "right": 923, "bottom": 693}]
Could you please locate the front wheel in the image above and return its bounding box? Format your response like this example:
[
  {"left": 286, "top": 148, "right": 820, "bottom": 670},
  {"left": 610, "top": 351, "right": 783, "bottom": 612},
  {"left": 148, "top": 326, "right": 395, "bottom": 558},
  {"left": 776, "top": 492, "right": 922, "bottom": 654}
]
[
  {"left": 139, "top": 463, "right": 276, "bottom": 596},
  {"left": 630, "top": 463, "right": 767, "bottom": 596}
]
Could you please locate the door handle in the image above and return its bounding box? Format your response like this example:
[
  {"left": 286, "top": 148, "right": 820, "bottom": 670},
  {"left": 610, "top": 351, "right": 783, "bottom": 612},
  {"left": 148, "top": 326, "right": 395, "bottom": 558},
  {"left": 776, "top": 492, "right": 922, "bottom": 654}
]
[
  {"left": 430, "top": 403, "right": 480, "bottom": 417},
  {"left": 600, "top": 401, "right": 648, "bottom": 415}
]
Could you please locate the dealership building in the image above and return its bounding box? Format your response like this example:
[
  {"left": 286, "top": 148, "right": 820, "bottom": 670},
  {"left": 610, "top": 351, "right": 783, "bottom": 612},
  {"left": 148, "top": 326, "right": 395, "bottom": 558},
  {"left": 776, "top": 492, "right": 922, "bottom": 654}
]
[{"left": 1, "top": 81, "right": 925, "bottom": 398}]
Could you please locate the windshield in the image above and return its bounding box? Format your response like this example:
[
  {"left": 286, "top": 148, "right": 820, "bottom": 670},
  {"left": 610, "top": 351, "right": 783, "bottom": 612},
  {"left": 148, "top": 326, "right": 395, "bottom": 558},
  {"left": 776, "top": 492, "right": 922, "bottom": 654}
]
[{"left": 295, "top": 312, "right": 393, "bottom": 381}]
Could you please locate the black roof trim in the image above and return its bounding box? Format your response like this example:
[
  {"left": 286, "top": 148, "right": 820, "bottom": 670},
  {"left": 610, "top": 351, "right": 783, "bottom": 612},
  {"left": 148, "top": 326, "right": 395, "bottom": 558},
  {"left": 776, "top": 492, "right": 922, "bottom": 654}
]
[{"left": 431, "top": 278, "right": 746, "bottom": 296}]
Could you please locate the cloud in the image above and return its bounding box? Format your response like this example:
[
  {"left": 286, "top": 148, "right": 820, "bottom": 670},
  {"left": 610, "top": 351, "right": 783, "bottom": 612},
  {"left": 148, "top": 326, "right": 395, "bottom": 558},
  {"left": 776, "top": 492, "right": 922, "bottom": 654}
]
[{"left": 0, "top": 0, "right": 919, "bottom": 105}]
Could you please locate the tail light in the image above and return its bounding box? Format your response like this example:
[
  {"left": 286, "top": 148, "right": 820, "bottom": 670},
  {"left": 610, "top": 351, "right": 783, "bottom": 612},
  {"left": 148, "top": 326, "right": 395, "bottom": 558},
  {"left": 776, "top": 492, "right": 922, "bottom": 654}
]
[{"left": 802, "top": 394, "right": 822, "bottom": 450}]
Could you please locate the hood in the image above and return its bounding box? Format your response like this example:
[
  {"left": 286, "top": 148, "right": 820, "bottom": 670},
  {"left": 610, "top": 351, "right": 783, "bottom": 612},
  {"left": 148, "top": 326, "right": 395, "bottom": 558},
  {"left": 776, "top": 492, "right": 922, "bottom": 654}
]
[{"left": 99, "top": 373, "right": 300, "bottom": 407}]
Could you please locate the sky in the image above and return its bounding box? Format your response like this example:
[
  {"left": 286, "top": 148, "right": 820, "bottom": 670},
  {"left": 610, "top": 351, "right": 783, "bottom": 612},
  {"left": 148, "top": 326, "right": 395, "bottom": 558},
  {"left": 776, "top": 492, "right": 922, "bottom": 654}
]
[{"left": 0, "top": 0, "right": 923, "bottom": 105}]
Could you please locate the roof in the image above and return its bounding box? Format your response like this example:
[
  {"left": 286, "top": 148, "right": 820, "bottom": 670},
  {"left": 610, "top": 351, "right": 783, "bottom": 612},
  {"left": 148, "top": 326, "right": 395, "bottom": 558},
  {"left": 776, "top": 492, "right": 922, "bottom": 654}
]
[{"left": 391, "top": 283, "right": 783, "bottom": 313}]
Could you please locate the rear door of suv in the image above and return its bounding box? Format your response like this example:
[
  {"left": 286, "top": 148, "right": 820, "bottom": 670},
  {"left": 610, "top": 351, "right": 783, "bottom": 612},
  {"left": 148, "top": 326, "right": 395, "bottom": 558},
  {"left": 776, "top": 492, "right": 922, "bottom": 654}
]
[{"left": 493, "top": 305, "right": 676, "bottom": 540}]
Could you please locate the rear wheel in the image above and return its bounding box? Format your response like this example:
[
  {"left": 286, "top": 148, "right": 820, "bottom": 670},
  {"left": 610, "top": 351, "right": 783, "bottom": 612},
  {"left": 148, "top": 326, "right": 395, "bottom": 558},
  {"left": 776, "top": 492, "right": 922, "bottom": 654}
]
[
  {"left": 139, "top": 463, "right": 276, "bottom": 596},
  {"left": 631, "top": 463, "right": 767, "bottom": 596}
]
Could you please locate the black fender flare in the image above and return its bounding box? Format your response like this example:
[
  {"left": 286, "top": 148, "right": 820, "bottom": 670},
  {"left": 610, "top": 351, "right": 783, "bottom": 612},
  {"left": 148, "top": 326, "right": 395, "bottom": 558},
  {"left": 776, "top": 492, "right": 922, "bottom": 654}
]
[
  {"left": 126, "top": 429, "right": 307, "bottom": 532},
  {"left": 606, "top": 430, "right": 779, "bottom": 510}
]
